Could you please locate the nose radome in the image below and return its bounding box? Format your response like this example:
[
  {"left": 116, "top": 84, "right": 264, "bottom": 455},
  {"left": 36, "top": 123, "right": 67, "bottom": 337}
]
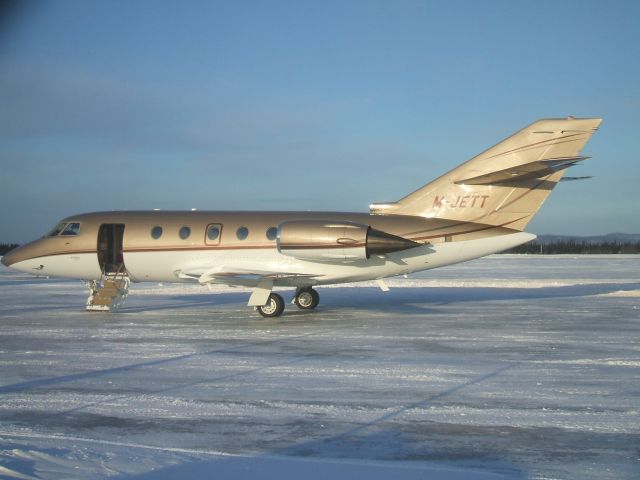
[
  {"left": 0, "top": 245, "right": 30, "bottom": 268},
  {"left": 2, "top": 241, "right": 52, "bottom": 271},
  {"left": 1, "top": 251, "right": 13, "bottom": 267}
]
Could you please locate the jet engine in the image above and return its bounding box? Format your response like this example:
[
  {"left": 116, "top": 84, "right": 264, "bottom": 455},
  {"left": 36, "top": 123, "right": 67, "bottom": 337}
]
[{"left": 277, "top": 221, "right": 419, "bottom": 261}]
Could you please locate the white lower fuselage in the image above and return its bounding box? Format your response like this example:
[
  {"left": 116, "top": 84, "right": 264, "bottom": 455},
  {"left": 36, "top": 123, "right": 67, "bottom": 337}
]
[{"left": 8, "top": 231, "right": 535, "bottom": 287}]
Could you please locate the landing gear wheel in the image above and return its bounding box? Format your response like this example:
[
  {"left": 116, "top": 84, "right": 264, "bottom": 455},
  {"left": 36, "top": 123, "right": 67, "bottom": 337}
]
[
  {"left": 294, "top": 288, "right": 319, "bottom": 310},
  {"left": 257, "top": 293, "right": 285, "bottom": 318}
]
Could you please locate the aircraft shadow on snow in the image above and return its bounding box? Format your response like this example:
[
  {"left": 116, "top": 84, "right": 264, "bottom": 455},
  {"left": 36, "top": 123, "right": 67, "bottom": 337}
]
[{"left": 117, "top": 281, "right": 640, "bottom": 315}]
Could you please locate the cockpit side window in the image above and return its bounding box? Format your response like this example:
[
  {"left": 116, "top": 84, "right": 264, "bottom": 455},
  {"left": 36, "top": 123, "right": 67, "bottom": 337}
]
[
  {"left": 60, "top": 222, "right": 81, "bottom": 236},
  {"left": 46, "top": 222, "right": 67, "bottom": 237}
]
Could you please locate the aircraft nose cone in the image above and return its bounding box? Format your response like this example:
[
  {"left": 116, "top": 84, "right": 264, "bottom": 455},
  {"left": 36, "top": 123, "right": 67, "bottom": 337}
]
[
  {"left": 1, "top": 250, "right": 15, "bottom": 267},
  {"left": 2, "top": 244, "right": 29, "bottom": 268}
]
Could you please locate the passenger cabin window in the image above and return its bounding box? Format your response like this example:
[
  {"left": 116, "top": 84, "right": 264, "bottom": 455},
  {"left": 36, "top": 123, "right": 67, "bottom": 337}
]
[
  {"left": 151, "top": 226, "right": 163, "bottom": 239},
  {"left": 207, "top": 224, "right": 221, "bottom": 241},
  {"left": 179, "top": 226, "right": 191, "bottom": 240},
  {"left": 236, "top": 226, "right": 249, "bottom": 240},
  {"left": 266, "top": 227, "right": 277, "bottom": 241},
  {"left": 60, "top": 222, "right": 81, "bottom": 236},
  {"left": 46, "top": 222, "right": 67, "bottom": 237}
]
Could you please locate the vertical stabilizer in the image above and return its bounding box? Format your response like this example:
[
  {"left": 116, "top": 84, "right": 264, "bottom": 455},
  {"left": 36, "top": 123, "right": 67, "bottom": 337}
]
[{"left": 370, "top": 117, "right": 602, "bottom": 231}]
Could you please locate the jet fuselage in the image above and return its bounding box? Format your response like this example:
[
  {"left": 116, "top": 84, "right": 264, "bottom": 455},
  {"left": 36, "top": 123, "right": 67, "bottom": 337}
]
[{"left": 1, "top": 210, "right": 530, "bottom": 286}]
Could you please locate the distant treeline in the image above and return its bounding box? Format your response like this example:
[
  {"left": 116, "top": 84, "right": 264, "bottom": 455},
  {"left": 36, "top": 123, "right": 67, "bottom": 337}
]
[
  {"left": 0, "top": 243, "right": 19, "bottom": 255},
  {"left": 505, "top": 240, "right": 640, "bottom": 254}
]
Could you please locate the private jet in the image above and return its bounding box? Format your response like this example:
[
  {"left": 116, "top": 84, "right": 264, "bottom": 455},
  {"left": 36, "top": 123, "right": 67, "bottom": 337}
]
[{"left": 2, "top": 117, "right": 601, "bottom": 316}]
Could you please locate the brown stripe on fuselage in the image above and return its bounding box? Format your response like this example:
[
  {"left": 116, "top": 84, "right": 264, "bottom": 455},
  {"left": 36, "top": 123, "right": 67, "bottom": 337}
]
[{"left": 124, "top": 244, "right": 277, "bottom": 253}]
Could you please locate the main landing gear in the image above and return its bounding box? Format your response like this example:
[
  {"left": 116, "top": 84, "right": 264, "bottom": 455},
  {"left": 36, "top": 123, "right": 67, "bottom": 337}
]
[
  {"left": 293, "top": 287, "right": 319, "bottom": 310},
  {"left": 256, "top": 288, "right": 320, "bottom": 318}
]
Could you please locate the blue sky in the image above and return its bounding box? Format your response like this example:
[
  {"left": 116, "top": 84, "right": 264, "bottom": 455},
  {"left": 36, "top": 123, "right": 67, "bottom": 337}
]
[{"left": 1, "top": 0, "right": 639, "bottom": 242}]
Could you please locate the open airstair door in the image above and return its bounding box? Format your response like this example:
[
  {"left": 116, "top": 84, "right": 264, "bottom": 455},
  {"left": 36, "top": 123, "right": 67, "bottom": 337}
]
[{"left": 97, "top": 224, "right": 125, "bottom": 274}]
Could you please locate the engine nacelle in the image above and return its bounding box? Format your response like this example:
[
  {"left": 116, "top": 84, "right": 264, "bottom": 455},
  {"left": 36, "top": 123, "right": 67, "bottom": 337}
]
[
  {"left": 277, "top": 221, "right": 368, "bottom": 261},
  {"left": 277, "top": 221, "right": 419, "bottom": 262}
]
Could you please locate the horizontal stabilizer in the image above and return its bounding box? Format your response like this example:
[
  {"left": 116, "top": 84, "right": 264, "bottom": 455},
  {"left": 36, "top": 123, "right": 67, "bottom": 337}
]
[
  {"left": 560, "top": 176, "right": 593, "bottom": 182},
  {"left": 454, "top": 156, "right": 590, "bottom": 185}
]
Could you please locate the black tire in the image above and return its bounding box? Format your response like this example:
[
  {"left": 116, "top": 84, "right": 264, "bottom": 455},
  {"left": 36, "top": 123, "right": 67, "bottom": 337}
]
[
  {"left": 294, "top": 288, "right": 319, "bottom": 310},
  {"left": 257, "top": 293, "right": 285, "bottom": 318}
]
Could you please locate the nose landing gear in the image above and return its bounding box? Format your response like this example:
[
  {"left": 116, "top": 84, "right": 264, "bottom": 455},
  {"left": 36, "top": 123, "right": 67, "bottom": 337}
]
[{"left": 256, "top": 293, "right": 285, "bottom": 318}]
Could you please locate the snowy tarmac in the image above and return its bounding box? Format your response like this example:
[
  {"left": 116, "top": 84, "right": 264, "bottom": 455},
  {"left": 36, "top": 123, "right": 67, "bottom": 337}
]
[{"left": 0, "top": 255, "right": 639, "bottom": 479}]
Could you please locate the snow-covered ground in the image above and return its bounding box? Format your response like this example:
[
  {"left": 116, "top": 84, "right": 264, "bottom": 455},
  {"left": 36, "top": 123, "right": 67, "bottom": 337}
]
[{"left": 0, "top": 255, "right": 638, "bottom": 479}]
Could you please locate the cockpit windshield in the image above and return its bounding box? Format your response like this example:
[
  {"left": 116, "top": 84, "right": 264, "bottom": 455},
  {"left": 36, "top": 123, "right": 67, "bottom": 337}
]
[
  {"left": 46, "top": 222, "right": 81, "bottom": 237},
  {"left": 46, "top": 223, "right": 67, "bottom": 237},
  {"left": 61, "top": 222, "right": 81, "bottom": 236}
]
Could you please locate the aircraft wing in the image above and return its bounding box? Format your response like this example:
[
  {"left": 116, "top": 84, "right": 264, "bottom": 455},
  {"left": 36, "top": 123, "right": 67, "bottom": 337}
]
[
  {"left": 175, "top": 266, "right": 320, "bottom": 307},
  {"left": 175, "top": 266, "right": 318, "bottom": 288}
]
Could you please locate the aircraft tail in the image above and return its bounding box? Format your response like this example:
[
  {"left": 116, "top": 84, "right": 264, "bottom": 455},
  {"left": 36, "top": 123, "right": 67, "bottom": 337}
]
[{"left": 370, "top": 117, "right": 602, "bottom": 231}]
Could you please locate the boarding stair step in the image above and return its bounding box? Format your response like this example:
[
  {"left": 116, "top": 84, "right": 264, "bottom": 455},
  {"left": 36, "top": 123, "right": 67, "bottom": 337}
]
[{"left": 86, "top": 271, "right": 130, "bottom": 312}]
